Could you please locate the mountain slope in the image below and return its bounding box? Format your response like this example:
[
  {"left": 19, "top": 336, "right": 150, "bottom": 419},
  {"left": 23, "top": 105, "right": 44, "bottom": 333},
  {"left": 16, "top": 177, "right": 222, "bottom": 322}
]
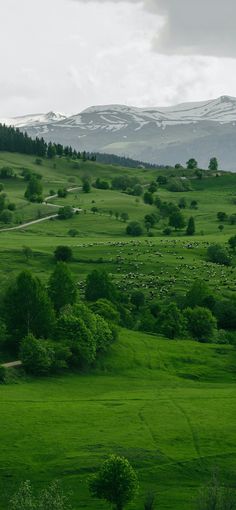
[{"left": 3, "top": 96, "right": 236, "bottom": 170}]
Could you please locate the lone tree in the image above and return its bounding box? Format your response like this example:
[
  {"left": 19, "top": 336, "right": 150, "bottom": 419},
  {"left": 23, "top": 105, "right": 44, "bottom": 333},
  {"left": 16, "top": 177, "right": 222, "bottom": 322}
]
[
  {"left": 126, "top": 221, "right": 143, "bottom": 237},
  {"left": 48, "top": 262, "right": 77, "bottom": 313},
  {"left": 208, "top": 157, "right": 219, "bottom": 172},
  {"left": 25, "top": 176, "right": 43, "bottom": 202},
  {"left": 186, "top": 158, "right": 198, "bottom": 170},
  {"left": 89, "top": 455, "right": 139, "bottom": 510},
  {"left": 186, "top": 217, "right": 195, "bottom": 236},
  {"left": 54, "top": 245, "right": 73, "bottom": 262},
  {"left": 169, "top": 210, "right": 185, "bottom": 230}
]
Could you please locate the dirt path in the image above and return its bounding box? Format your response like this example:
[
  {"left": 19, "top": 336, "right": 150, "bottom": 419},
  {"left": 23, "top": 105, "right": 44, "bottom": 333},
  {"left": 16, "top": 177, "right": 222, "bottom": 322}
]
[
  {"left": 2, "top": 361, "right": 22, "bottom": 368},
  {"left": 0, "top": 187, "right": 82, "bottom": 232}
]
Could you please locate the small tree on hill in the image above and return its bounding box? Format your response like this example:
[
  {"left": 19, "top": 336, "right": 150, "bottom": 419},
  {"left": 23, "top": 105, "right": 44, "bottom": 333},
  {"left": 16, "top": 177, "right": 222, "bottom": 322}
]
[
  {"left": 131, "top": 291, "right": 145, "bottom": 310},
  {"left": 126, "top": 221, "right": 143, "bottom": 237},
  {"left": 58, "top": 205, "right": 74, "bottom": 220},
  {"left": 25, "top": 176, "right": 43, "bottom": 203},
  {"left": 186, "top": 217, "right": 195, "bottom": 236},
  {"left": 184, "top": 306, "right": 216, "bottom": 342},
  {"left": 89, "top": 455, "right": 139, "bottom": 510},
  {"left": 143, "top": 191, "right": 154, "bottom": 205},
  {"left": 207, "top": 244, "right": 231, "bottom": 266},
  {"left": 208, "top": 157, "right": 218, "bottom": 172},
  {"left": 169, "top": 210, "right": 185, "bottom": 230},
  {"left": 54, "top": 246, "right": 73, "bottom": 262},
  {"left": 186, "top": 158, "right": 198, "bottom": 170}
]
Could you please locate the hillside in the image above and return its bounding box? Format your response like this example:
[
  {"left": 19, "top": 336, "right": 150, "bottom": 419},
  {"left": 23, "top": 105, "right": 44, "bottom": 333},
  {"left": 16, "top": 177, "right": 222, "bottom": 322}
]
[
  {"left": 4, "top": 96, "right": 236, "bottom": 170},
  {"left": 0, "top": 151, "right": 236, "bottom": 509},
  {"left": 0, "top": 329, "right": 236, "bottom": 510}
]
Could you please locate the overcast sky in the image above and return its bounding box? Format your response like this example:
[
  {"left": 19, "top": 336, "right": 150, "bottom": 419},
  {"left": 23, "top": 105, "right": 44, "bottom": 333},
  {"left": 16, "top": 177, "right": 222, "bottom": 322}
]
[{"left": 1, "top": 0, "right": 236, "bottom": 117}]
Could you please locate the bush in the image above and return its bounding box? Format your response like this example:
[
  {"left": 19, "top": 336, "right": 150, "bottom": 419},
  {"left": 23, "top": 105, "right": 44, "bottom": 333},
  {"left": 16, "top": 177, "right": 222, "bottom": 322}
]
[
  {"left": 58, "top": 205, "right": 74, "bottom": 220},
  {"left": 207, "top": 244, "right": 232, "bottom": 266},
  {"left": 184, "top": 307, "right": 216, "bottom": 342},
  {"left": 126, "top": 222, "right": 143, "bottom": 237},
  {"left": 0, "top": 209, "right": 13, "bottom": 224},
  {"left": 54, "top": 246, "right": 73, "bottom": 262},
  {"left": 20, "top": 334, "right": 53, "bottom": 375}
]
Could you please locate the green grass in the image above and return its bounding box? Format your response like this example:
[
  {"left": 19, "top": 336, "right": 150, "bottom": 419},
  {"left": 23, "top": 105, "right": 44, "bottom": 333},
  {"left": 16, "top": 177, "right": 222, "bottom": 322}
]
[
  {"left": 0, "top": 329, "right": 236, "bottom": 510},
  {"left": 0, "top": 153, "right": 236, "bottom": 508}
]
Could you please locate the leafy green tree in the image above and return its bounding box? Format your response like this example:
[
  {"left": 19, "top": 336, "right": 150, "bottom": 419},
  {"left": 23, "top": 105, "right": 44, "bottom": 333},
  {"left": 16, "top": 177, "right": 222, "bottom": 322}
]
[
  {"left": 58, "top": 205, "right": 74, "bottom": 220},
  {"left": 148, "top": 182, "right": 158, "bottom": 193},
  {"left": 217, "top": 211, "right": 228, "bottom": 222},
  {"left": 90, "top": 299, "right": 120, "bottom": 324},
  {"left": 186, "top": 158, "right": 198, "bottom": 170},
  {"left": 120, "top": 212, "right": 129, "bottom": 222},
  {"left": 208, "top": 157, "right": 219, "bottom": 172},
  {"left": 186, "top": 217, "right": 195, "bottom": 236},
  {"left": 126, "top": 221, "right": 143, "bottom": 237},
  {"left": 57, "top": 188, "right": 68, "bottom": 198},
  {"left": 178, "top": 197, "right": 187, "bottom": 209},
  {"left": 158, "top": 303, "right": 186, "bottom": 339},
  {"left": 143, "top": 191, "right": 154, "bottom": 205},
  {"left": 169, "top": 210, "right": 185, "bottom": 230},
  {"left": 82, "top": 179, "right": 91, "bottom": 193},
  {"left": 4, "top": 271, "right": 55, "bottom": 347},
  {"left": 185, "top": 280, "right": 214, "bottom": 310},
  {"left": 131, "top": 291, "right": 145, "bottom": 310},
  {"left": 25, "top": 176, "right": 43, "bottom": 203},
  {"left": 156, "top": 175, "right": 167, "bottom": 185},
  {"left": 228, "top": 235, "right": 236, "bottom": 251},
  {"left": 214, "top": 299, "right": 236, "bottom": 330},
  {"left": 184, "top": 306, "right": 216, "bottom": 342},
  {"left": 89, "top": 455, "right": 139, "bottom": 510},
  {"left": 57, "top": 310, "right": 96, "bottom": 366},
  {"left": 0, "top": 209, "right": 13, "bottom": 223},
  {"left": 48, "top": 263, "right": 77, "bottom": 313},
  {"left": 85, "top": 270, "right": 117, "bottom": 302},
  {"left": 207, "top": 244, "right": 231, "bottom": 266},
  {"left": 20, "top": 334, "right": 53, "bottom": 375},
  {"left": 54, "top": 246, "right": 73, "bottom": 262}
]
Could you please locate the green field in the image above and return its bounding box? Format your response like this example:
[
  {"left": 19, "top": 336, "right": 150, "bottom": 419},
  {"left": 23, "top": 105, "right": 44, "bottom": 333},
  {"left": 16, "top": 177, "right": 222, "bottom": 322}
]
[
  {"left": 0, "top": 152, "right": 236, "bottom": 509},
  {"left": 1, "top": 329, "right": 236, "bottom": 510}
]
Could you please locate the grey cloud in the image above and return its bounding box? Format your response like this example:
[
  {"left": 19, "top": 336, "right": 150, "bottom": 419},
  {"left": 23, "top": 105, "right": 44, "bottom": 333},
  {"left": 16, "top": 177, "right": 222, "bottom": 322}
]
[{"left": 70, "top": 0, "right": 236, "bottom": 58}]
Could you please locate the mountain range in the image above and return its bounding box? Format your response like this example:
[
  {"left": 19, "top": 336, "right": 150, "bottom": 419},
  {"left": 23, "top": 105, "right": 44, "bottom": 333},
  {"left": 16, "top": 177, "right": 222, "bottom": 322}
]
[{"left": 2, "top": 95, "right": 236, "bottom": 170}]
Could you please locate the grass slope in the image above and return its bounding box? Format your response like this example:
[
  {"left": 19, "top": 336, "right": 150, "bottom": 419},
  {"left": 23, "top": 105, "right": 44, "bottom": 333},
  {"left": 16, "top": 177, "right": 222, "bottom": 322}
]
[{"left": 0, "top": 330, "right": 236, "bottom": 510}]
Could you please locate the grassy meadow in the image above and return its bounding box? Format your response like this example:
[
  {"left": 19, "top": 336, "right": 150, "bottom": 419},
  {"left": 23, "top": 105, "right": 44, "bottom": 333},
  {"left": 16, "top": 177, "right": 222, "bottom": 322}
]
[{"left": 0, "top": 152, "right": 236, "bottom": 508}]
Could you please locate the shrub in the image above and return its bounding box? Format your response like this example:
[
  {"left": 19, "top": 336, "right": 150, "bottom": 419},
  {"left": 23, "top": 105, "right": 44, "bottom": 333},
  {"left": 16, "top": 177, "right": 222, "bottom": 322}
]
[
  {"left": 184, "top": 307, "right": 217, "bottom": 342},
  {"left": 126, "top": 222, "right": 143, "bottom": 237},
  {"left": 58, "top": 205, "right": 74, "bottom": 220},
  {"left": 54, "top": 246, "right": 73, "bottom": 262},
  {"left": 20, "top": 334, "right": 53, "bottom": 375},
  {"left": 207, "top": 244, "right": 231, "bottom": 266}
]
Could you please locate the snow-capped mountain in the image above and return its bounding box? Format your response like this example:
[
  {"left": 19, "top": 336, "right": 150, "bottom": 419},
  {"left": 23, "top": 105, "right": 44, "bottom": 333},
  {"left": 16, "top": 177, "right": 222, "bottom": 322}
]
[
  {"left": 0, "top": 111, "right": 67, "bottom": 128},
  {"left": 2, "top": 96, "right": 236, "bottom": 170}
]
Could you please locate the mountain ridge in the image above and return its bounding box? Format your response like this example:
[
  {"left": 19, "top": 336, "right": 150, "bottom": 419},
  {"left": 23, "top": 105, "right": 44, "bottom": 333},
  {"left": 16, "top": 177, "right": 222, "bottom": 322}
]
[{"left": 2, "top": 95, "right": 236, "bottom": 170}]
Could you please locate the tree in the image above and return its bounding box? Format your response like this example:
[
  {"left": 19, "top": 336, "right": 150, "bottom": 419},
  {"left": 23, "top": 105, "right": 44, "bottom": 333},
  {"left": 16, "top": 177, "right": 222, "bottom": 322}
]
[
  {"left": 120, "top": 212, "right": 129, "bottom": 222},
  {"left": 217, "top": 212, "right": 228, "bottom": 222},
  {"left": 156, "top": 175, "right": 167, "bottom": 185},
  {"left": 91, "top": 206, "right": 98, "bottom": 214},
  {"left": 186, "top": 217, "right": 195, "bottom": 236},
  {"left": 207, "top": 244, "right": 231, "bottom": 266},
  {"left": 89, "top": 455, "right": 139, "bottom": 510},
  {"left": 131, "top": 291, "right": 145, "bottom": 310},
  {"left": 190, "top": 200, "right": 198, "bottom": 210},
  {"left": 54, "top": 246, "right": 73, "bottom": 262},
  {"left": 58, "top": 205, "right": 74, "bottom": 220},
  {"left": 228, "top": 235, "right": 236, "bottom": 251},
  {"left": 57, "top": 188, "right": 68, "bottom": 198},
  {"left": 158, "top": 303, "right": 186, "bottom": 339},
  {"left": 20, "top": 334, "right": 53, "bottom": 375},
  {"left": 25, "top": 176, "right": 43, "bottom": 203},
  {"left": 0, "top": 209, "right": 13, "bottom": 224},
  {"left": 85, "top": 269, "right": 117, "bottom": 302},
  {"left": 57, "top": 310, "right": 96, "bottom": 366},
  {"left": 186, "top": 158, "right": 198, "bottom": 170},
  {"left": 4, "top": 271, "right": 55, "bottom": 348},
  {"left": 185, "top": 280, "right": 214, "bottom": 310},
  {"left": 47, "top": 142, "right": 57, "bottom": 159},
  {"left": 126, "top": 221, "right": 143, "bottom": 237},
  {"left": 148, "top": 182, "right": 157, "bottom": 193},
  {"left": 209, "top": 157, "right": 219, "bottom": 172},
  {"left": 169, "top": 210, "right": 185, "bottom": 230},
  {"left": 143, "top": 191, "right": 154, "bottom": 205},
  {"left": 184, "top": 307, "right": 216, "bottom": 342},
  {"left": 82, "top": 179, "right": 91, "bottom": 193},
  {"left": 178, "top": 197, "right": 187, "bottom": 209},
  {"left": 48, "top": 263, "right": 77, "bottom": 313}
]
